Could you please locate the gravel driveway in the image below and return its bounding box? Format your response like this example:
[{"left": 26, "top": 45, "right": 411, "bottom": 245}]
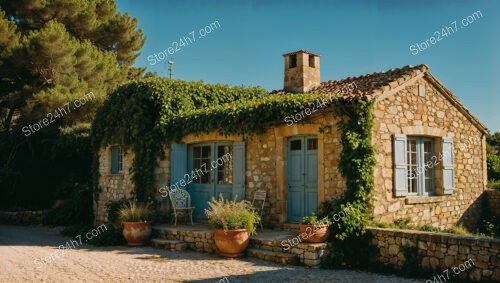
[{"left": 0, "top": 224, "right": 421, "bottom": 283}]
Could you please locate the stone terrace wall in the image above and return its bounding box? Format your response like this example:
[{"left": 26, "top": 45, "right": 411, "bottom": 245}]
[
  {"left": 368, "top": 227, "right": 500, "bottom": 282},
  {"left": 372, "top": 75, "right": 487, "bottom": 229},
  {"left": 0, "top": 210, "right": 48, "bottom": 225},
  {"left": 485, "top": 190, "right": 500, "bottom": 219}
]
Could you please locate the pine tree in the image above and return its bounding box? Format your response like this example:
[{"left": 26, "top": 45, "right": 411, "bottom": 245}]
[{"left": 0, "top": 0, "right": 146, "bottom": 132}]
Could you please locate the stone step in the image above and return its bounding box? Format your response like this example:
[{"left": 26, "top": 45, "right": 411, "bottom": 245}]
[
  {"left": 246, "top": 248, "right": 299, "bottom": 265},
  {"left": 282, "top": 223, "right": 299, "bottom": 231},
  {"left": 151, "top": 238, "right": 187, "bottom": 251}
]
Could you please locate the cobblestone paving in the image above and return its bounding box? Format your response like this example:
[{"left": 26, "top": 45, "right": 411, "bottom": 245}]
[{"left": 0, "top": 224, "right": 421, "bottom": 283}]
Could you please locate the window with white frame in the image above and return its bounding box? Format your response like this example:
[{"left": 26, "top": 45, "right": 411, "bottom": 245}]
[
  {"left": 110, "top": 146, "right": 123, "bottom": 174},
  {"left": 407, "top": 137, "right": 435, "bottom": 196},
  {"left": 394, "top": 134, "right": 454, "bottom": 197}
]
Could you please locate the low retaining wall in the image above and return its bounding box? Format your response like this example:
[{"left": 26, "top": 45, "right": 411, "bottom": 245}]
[
  {"left": 159, "top": 227, "right": 216, "bottom": 253},
  {"left": 153, "top": 225, "right": 330, "bottom": 267},
  {"left": 485, "top": 190, "right": 500, "bottom": 218},
  {"left": 251, "top": 236, "right": 330, "bottom": 267},
  {"left": 368, "top": 227, "right": 500, "bottom": 282},
  {"left": 0, "top": 210, "right": 47, "bottom": 225}
]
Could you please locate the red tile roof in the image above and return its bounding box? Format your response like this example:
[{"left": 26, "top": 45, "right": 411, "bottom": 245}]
[
  {"left": 271, "top": 64, "right": 428, "bottom": 100},
  {"left": 270, "top": 64, "right": 488, "bottom": 133}
]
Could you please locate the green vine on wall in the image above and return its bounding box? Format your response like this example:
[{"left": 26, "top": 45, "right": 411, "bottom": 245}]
[
  {"left": 318, "top": 99, "right": 377, "bottom": 268},
  {"left": 91, "top": 78, "right": 342, "bottom": 202}
]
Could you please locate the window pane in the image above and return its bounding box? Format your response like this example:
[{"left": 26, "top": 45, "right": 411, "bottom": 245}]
[
  {"left": 424, "top": 141, "right": 431, "bottom": 154},
  {"left": 407, "top": 137, "right": 436, "bottom": 195},
  {"left": 200, "top": 158, "right": 211, "bottom": 183},
  {"left": 423, "top": 140, "right": 434, "bottom": 193},
  {"left": 192, "top": 145, "right": 212, "bottom": 184},
  {"left": 217, "top": 145, "right": 233, "bottom": 184},
  {"left": 291, "top": 140, "right": 301, "bottom": 151},
  {"left": 201, "top": 146, "right": 211, "bottom": 158},
  {"left": 409, "top": 140, "right": 416, "bottom": 152},
  {"left": 307, "top": 138, "right": 318, "bottom": 150},
  {"left": 407, "top": 140, "right": 417, "bottom": 193},
  {"left": 410, "top": 177, "right": 417, "bottom": 193},
  {"left": 110, "top": 146, "right": 122, "bottom": 174},
  {"left": 193, "top": 146, "right": 201, "bottom": 158}
]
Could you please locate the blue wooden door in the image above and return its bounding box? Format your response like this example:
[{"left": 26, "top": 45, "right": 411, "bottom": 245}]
[
  {"left": 287, "top": 136, "right": 318, "bottom": 223},
  {"left": 187, "top": 143, "right": 234, "bottom": 219}
]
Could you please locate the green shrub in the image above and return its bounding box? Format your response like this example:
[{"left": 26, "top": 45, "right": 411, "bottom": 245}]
[
  {"left": 205, "top": 196, "right": 261, "bottom": 235},
  {"left": 478, "top": 217, "right": 499, "bottom": 238},
  {"left": 488, "top": 180, "right": 500, "bottom": 190},
  {"left": 487, "top": 152, "right": 500, "bottom": 181},
  {"left": 43, "top": 183, "right": 93, "bottom": 225},
  {"left": 393, "top": 218, "right": 413, "bottom": 229},
  {"left": 419, "top": 224, "right": 441, "bottom": 232},
  {"left": 105, "top": 198, "right": 130, "bottom": 225},
  {"left": 321, "top": 231, "right": 377, "bottom": 269},
  {"left": 332, "top": 201, "right": 371, "bottom": 241},
  {"left": 301, "top": 213, "right": 331, "bottom": 225}
]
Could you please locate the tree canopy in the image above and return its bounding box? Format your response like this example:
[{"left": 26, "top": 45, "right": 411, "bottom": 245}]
[{"left": 0, "top": 0, "right": 146, "bottom": 132}]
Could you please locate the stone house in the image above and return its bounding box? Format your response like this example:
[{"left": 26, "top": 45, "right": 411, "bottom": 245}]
[{"left": 95, "top": 50, "right": 488, "bottom": 229}]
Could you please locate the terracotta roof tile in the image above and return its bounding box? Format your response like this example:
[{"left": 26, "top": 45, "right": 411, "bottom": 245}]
[
  {"left": 271, "top": 64, "right": 429, "bottom": 100},
  {"left": 270, "top": 64, "right": 488, "bottom": 133}
]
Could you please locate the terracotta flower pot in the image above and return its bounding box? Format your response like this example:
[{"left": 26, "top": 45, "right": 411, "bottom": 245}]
[
  {"left": 213, "top": 229, "right": 249, "bottom": 257},
  {"left": 122, "top": 221, "right": 152, "bottom": 246},
  {"left": 299, "top": 223, "right": 330, "bottom": 243}
]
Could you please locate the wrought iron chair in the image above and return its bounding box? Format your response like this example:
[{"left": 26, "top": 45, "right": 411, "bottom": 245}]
[
  {"left": 168, "top": 188, "right": 195, "bottom": 226},
  {"left": 252, "top": 190, "right": 267, "bottom": 230}
]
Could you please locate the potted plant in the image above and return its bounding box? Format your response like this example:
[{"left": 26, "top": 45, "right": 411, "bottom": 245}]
[
  {"left": 118, "top": 201, "right": 155, "bottom": 246},
  {"left": 205, "top": 196, "right": 261, "bottom": 258},
  {"left": 299, "top": 213, "right": 331, "bottom": 243}
]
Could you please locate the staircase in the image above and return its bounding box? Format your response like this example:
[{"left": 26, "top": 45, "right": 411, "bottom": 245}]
[{"left": 151, "top": 224, "right": 330, "bottom": 267}]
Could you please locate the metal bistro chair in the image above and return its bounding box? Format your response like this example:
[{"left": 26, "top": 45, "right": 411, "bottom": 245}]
[
  {"left": 252, "top": 190, "right": 267, "bottom": 230},
  {"left": 168, "top": 188, "right": 195, "bottom": 226}
]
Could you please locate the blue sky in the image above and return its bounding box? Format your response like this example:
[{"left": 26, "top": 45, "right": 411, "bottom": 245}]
[{"left": 116, "top": 0, "right": 500, "bottom": 132}]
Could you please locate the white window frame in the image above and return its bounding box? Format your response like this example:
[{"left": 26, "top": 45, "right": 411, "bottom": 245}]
[{"left": 407, "top": 137, "right": 435, "bottom": 196}]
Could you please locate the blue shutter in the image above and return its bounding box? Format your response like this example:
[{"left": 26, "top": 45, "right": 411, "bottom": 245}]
[
  {"left": 170, "top": 143, "right": 187, "bottom": 190},
  {"left": 442, "top": 137, "right": 454, "bottom": 195},
  {"left": 232, "top": 142, "right": 246, "bottom": 201},
  {"left": 393, "top": 134, "right": 408, "bottom": 196},
  {"left": 110, "top": 147, "right": 120, "bottom": 174}
]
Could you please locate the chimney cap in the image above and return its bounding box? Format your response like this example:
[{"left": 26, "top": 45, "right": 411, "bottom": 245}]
[{"left": 282, "top": 49, "right": 320, "bottom": 57}]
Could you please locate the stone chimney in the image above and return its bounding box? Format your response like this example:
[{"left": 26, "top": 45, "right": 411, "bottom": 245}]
[{"left": 283, "top": 50, "right": 320, "bottom": 93}]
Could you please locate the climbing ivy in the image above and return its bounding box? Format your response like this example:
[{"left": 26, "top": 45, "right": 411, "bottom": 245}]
[
  {"left": 318, "top": 99, "right": 377, "bottom": 268},
  {"left": 91, "top": 78, "right": 341, "bottom": 201}
]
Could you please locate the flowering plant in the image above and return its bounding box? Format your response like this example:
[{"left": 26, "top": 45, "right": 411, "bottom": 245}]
[{"left": 205, "top": 196, "right": 261, "bottom": 235}]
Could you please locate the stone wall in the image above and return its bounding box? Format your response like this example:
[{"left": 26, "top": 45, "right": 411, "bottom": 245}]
[
  {"left": 368, "top": 227, "right": 500, "bottom": 282},
  {"left": 372, "top": 74, "right": 487, "bottom": 229},
  {"left": 484, "top": 190, "right": 500, "bottom": 218},
  {"left": 0, "top": 210, "right": 48, "bottom": 225},
  {"left": 94, "top": 146, "right": 170, "bottom": 225},
  {"left": 178, "top": 113, "right": 344, "bottom": 227},
  {"left": 96, "top": 71, "right": 487, "bottom": 229},
  {"left": 95, "top": 112, "right": 345, "bottom": 227}
]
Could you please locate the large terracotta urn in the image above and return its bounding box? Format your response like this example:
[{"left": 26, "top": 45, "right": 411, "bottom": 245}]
[
  {"left": 299, "top": 223, "right": 330, "bottom": 243},
  {"left": 213, "top": 229, "right": 250, "bottom": 257},
  {"left": 122, "top": 221, "right": 152, "bottom": 246}
]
